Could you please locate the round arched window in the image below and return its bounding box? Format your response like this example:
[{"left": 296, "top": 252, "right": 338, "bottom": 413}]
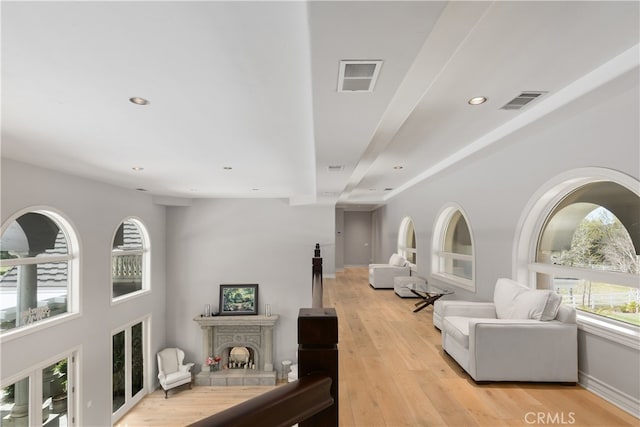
[
  {"left": 0, "top": 210, "right": 78, "bottom": 333},
  {"left": 398, "top": 217, "right": 417, "bottom": 264},
  {"left": 534, "top": 181, "right": 639, "bottom": 325},
  {"left": 432, "top": 205, "right": 475, "bottom": 291},
  {"left": 112, "top": 218, "right": 150, "bottom": 300}
]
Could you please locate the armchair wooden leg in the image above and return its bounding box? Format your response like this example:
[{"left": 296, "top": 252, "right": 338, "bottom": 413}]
[{"left": 164, "top": 389, "right": 168, "bottom": 399}]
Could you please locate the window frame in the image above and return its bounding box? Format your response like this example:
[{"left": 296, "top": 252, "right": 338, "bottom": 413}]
[
  {"left": 111, "top": 217, "right": 151, "bottom": 305},
  {"left": 0, "top": 207, "right": 81, "bottom": 343},
  {"left": 397, "top": 217, "right": 417, "bottom": 267},
  {"left": 513, "top": 167, "right": 640, "bottom": 348},
  {"left": 111, "top": 315, "right": 150, "bottom": 424},
  {"left": 431, "top": 203, "right": 476, "bottom": 291},
  {"left": 0, "top": 347, "right": 80, "bottom": 426}
]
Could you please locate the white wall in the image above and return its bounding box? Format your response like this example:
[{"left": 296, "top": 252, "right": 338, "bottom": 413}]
[
  {"left": 377, "top": 72, "right": 640, "bottom": 413},
  {"left": 164, "top": 198, "right": 335, "bottom": 375},
  {"left": 0, "top": 159, "right": 167, "bottom": 426}
]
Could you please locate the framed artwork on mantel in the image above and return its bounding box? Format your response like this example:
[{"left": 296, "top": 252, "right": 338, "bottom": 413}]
[{"left": 219, "top": 284, "right": 259, "bottom": 315}]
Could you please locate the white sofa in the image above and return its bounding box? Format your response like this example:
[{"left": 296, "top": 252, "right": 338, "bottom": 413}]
[
  {"left": 369, "top": 253, "right": 411, "bottom": 289},
  {"left": 437, "top": 278, "right": 578, "bottom": 382}
]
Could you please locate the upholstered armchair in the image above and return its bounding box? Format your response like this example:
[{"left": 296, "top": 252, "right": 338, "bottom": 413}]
[
  {"left": 369, "top": 253, "right": 411, "bottom": 289},
  {"left": 157, "top": 348, "right": 194, "bottom": 398},
  {"left": 436, "top": 278, "right": 578, "bottom": 383}
]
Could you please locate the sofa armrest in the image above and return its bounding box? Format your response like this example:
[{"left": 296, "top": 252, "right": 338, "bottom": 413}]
[
  {"left": 468, "top": 319, "right": 577, "bottom": 382},
  {"left": 438, "top": 301, "right": 497, "bottom": 319}
]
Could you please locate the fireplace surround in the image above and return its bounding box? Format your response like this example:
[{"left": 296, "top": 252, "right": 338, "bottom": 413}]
[{"left": 193, "top": 314, "right": 279, "bottom": 386}]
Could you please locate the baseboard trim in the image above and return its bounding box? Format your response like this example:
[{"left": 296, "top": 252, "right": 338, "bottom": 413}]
[
  {"left": 578, "top": 370, "right": 640, "bottom": 419},
  {"left": 323, "top": 273, "right": 336, "bottom": 279}
]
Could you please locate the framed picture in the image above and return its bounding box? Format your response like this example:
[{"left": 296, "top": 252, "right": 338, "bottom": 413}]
[{"left": 219, "top": 284, "right": 259, "bottom": 315}]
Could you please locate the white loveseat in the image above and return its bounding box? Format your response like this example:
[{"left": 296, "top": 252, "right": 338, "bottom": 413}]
[
  {"left": 437, "top": 278, "right": 578, "bottom": 382},
  {"left": 368, "top": 253, "right": 411, "bottom": 289}
]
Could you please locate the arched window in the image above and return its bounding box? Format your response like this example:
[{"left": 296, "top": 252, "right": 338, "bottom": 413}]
[
  {"left": 0, "top": 209, "right": 79, "bottom": 334},
  {"left": 432, "top": 204, "right": 475, "bottom": 291},
  {"left": 529, "top": 179, "right": 639, "bottom": 326},
  {"left": 398, "top": 217, "right": 417, "bottom": 265},
  {"left": 111, "top": 218, "right": 150, "bottom": 301}
]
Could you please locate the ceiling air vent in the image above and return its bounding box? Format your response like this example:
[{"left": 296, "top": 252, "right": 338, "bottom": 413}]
[
  {"left": 337, "top": 60, "right": 383, "bottom": 93},
  {"left": 501, "top": 91, "right": 547, "bottom": 110}
]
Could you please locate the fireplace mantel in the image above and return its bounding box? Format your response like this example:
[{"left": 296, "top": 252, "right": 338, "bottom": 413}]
[{"left": 193, "top": 314, "right": 279, "bottom": 386}]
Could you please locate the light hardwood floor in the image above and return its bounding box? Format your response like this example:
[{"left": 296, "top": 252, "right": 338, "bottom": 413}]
[{"left": 117, "top": 268, "right": 638, "bottom": 427}]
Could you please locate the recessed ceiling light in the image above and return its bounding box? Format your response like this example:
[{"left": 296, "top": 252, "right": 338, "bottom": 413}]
[
  {"left": 129, "top": 97, "right": 150, "bottom": 106},
  {"left": 384, "top": 188, "right": 393, "bottom": 191},
  {"left": 369, "top": 188, "right": 376, "bottom": 191},
  {"left": 468, "top": 96, "right": 487, "bottom": 105},
  {"left": 223, "top": 166, "right": 233, "bottom": 170},
  {"left": 131, "top": 167, "right": 144, "bottom": 171},
  {"left": 136, "top": 188, "right": 147, "bottom": 192},
  {"left": 393, "top": 166, "right": 404, "bottom": 170},
  {"left": 252, "top": 188, "right": 260, "bottom": 191}
]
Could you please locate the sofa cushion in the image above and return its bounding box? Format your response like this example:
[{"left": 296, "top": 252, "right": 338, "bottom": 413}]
[
  {"left": 442, "top": 316, "right": 470, "bottom": 349},
  {"left": 493, "top": 278, "right": 562, "bottom": 321},
  {"left": 389, "top": 253, "right": 407, "bottom": 267}
]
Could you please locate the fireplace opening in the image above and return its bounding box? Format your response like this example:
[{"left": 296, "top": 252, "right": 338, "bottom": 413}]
[{"left": 226, "top": 346, "right": 256, "bottom": 369}]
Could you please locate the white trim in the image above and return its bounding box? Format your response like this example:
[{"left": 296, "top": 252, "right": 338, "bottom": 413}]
[
  {"left": 1, "top": 254, "right": 72, "bottom": 267},
  {"left": 579, "top": 370, "right": 640, "bottom": 419},
  {"left": 431, "top": 272, "right": 475, "bottom": 292},
  {"left": 529, "top": 262, "right": 640, "bottom": 289},
  {"left": 577, "top": 313, "right": 640, "bottom": 351},
  {"left": 0, "top": 312, "right": 81, "bottom": 344},
  {"left": 111, "top": 289, "right": 152, "bottom": 306}
]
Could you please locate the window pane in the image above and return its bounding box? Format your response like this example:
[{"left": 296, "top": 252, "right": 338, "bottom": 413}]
[
  {"left": 539, "top": 205, "right": 639, "bottom": 275},
  {"left": 131, "top": 322, "right": 144, "bottom": 397},
  {"left": 113, "top": 331, "right": 125, "bottom": 413},
  {"left": 1, "top": 213, "right": 68, "bottom": 257},
  {"left": 452, "top": 259, "right": 473, "bottom": 280},
  {"left": 0, "top": 262, "right": 68, "bottom": 332},
  {"left": 112, "top": 220, "right": 145, "bottom": 299},
  {"left": 542, "top": 274, "right": 640, "bottom": 326},
  {"left": 112, "top": 254, "right": 142, "bottom": 298},
  {"left": 445, "top": 212, "right": 472, "bottom": 255},
  {"left": 43, "top": 358, "right": 68, "bottom": 426},
  {"left": 1, "top": 378, "right": 29, "bottom": 426},
  {"left": 112, "top": 221, "right": 143, "bottom": 251}
]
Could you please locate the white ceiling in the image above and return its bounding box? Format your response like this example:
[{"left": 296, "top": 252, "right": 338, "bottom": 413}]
[{"left": 2, "top": 1, "right": 638, "bottom": 208}]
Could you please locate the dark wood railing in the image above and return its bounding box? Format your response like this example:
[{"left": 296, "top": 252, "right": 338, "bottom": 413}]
[
  {"left": 312, "top": 243, "right": 323, "bottom": 309},
  {"left": 189, "top": 245, "right": 338, "bottom": 427}
]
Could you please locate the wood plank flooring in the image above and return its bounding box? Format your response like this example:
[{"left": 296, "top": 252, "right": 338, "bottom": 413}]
[{"left": 116, "top": 268, "right": 639, "bottom": 427}]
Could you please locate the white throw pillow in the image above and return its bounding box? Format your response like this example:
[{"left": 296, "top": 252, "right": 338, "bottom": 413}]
[
  {"left": 388, "top": 253, "right": 407, "bottom": 267},
  {"left": 504, "top": 290, "right": 562, "bottom": 321},
  {"left": 493, "top": 278, "right": 562, "bottom": 321},
  {"left": 493, "top": 278, "right": 529, "bottom": 319}
]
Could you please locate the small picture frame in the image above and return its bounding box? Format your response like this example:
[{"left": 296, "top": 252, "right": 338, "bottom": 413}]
[{"left": 219, "top": 284, "right": 259, "bottom": 315}]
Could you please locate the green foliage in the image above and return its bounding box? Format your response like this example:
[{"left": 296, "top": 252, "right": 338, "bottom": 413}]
[{"left": 559, "top": 210, "right": 639, "bottom": 274}]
